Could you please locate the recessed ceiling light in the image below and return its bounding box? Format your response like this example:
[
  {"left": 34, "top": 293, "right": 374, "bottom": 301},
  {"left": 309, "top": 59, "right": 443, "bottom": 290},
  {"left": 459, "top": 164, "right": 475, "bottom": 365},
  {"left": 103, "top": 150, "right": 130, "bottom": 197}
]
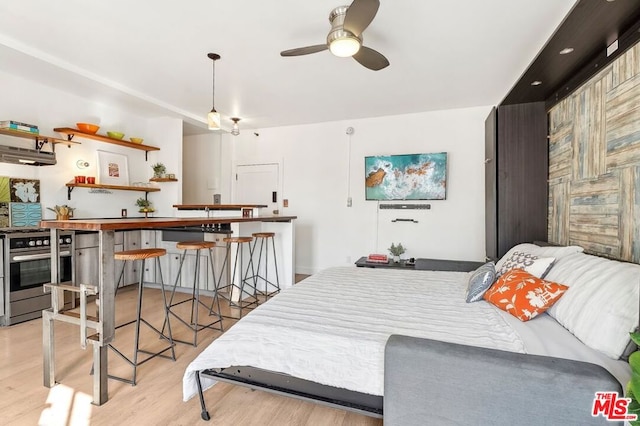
[
  {"left": 559, "top": 47, "right": 574, "bottom": 55},
  {"left": 531, "top": 80, "right": 542, "bottom": 86}
]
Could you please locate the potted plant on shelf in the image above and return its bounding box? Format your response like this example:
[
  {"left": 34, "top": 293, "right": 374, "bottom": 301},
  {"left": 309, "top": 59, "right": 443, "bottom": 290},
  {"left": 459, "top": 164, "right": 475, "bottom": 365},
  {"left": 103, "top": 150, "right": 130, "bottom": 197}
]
[
  {"left": 135, "top": 197, "right": 155, "bottom": 217},
  {"left": 151, "top": 162, "right": 166, "bottom": 178},
  {"left": 388, "top": 243, "right": 406, "bottom": 263}
]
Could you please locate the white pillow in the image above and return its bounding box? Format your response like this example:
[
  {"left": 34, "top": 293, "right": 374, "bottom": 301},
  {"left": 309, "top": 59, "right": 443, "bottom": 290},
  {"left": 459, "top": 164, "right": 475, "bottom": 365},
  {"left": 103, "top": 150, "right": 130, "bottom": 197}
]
[
  {"left": 495, "top": 243, "right": 539, "bottom": 272},
  {"left": 495, "top": 243, "right": 583, "bottom": 272},
  {"left": 546, "top": 252, "right": 640, "bottom": 359},
  {"left": 495, "top": 250, "right": 555, "bottom": 278}
]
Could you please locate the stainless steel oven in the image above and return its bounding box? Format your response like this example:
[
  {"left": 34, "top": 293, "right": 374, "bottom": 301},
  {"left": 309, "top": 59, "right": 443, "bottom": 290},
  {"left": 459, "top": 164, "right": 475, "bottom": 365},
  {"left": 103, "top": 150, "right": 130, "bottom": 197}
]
[{"left": 1, "top": 230, "right": 73, "bottom": 326}]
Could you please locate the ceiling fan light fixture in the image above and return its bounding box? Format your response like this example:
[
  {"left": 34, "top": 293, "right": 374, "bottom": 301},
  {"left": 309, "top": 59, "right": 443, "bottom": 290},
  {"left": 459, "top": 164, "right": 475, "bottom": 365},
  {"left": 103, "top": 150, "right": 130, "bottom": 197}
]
[
  {"left": 329, "top": 36, "right": 361, "bottom": 57},
  {"left": 231, "top": 117, "right": 240, "bottom": 136},
  {"left": 207, "top": 53, "right": 221, "bottom": 130}
]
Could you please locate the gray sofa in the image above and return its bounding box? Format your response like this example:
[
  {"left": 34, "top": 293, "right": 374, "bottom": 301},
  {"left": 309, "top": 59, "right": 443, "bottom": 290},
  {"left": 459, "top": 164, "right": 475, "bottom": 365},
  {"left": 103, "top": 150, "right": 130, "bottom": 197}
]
[{"left": 384, "top": 335, "right": 623, "bottom": 426}]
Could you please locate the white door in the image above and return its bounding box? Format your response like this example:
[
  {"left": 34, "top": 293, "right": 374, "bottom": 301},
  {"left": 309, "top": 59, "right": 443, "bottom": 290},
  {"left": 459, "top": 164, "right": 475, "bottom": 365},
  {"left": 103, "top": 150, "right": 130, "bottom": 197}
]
[{"left": 235, "top": 163, "right": 279, "bottom": 212}]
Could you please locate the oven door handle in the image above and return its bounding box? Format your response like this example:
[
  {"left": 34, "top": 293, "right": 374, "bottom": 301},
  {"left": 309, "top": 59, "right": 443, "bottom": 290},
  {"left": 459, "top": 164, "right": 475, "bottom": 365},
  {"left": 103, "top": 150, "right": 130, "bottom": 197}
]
[{"left": 11, "top": 251, "right": 71, "bottom": 261}]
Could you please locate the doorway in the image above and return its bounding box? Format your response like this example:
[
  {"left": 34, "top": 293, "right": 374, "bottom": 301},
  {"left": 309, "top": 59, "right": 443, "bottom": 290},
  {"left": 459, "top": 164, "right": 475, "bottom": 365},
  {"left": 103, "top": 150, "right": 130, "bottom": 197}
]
[{"left": 235, "top": 163, "right": 280, "bottom": 212}]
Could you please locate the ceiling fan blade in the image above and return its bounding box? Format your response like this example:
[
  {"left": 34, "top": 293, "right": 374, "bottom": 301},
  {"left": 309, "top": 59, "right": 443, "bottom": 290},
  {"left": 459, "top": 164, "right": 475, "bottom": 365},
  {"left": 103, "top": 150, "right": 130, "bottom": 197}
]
[
  {"left": 353, "top": 46, "right": 389, "bottom": 70},
  {"left": 343, "top": 0, "right": 380, "bottom": 37},
  {"left": 280, "top": 44, "right": 328, "bottom": 57}
]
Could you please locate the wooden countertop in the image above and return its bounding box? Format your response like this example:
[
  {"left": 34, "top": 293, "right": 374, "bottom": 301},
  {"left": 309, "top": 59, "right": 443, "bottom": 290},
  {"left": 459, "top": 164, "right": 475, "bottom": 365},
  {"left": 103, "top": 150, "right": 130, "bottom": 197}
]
[
  {"left": 39, "top": 215, "right": 297, "bottom": 231},
  {"left": 173, "top": 204, "right": 268, "bottom": 210}
]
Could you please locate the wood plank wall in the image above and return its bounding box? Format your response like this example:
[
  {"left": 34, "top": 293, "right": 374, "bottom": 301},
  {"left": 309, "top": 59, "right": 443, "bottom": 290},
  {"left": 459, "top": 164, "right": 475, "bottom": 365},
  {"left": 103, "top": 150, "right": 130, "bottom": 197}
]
[{"left": 548, "top": 42, "right": 640, "bottom": 262}]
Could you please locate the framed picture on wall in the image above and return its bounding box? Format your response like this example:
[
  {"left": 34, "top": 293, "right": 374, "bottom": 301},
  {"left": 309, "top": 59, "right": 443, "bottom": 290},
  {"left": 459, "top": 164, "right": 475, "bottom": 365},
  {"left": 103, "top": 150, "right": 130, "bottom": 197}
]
[
  {"left": 365, "top": 152, "right": 448, "bottom": 200},
  {"left": 97, "top": 150, "right": 129, "bottom": 186}
]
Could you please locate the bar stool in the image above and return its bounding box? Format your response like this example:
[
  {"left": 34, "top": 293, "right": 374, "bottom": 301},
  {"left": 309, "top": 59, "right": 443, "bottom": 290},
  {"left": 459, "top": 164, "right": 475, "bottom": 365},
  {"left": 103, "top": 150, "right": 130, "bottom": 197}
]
[
  {"left": 163, "top": 241, "right": 224, "bottom": 347},
  {"left": 217, "top": 236, "right": 258, "bottom": 318},
  {"left": 108, "top": 248, "right": 175, "bottom": 385},
  {"left": 249, "top": 232, "right": 281, "bottom": 302}
]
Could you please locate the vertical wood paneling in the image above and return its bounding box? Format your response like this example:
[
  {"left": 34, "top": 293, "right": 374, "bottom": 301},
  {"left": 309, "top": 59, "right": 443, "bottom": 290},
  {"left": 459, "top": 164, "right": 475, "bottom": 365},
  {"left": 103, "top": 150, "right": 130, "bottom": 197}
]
[
  {"left": 619, "top": 166, "right": 640, "bottom": 263},
  {"left": 548, "top": 40, "right": 640, "bottom": 263},
  {"left": 548, "top": 181, "right": 570, "bottom": 244}
]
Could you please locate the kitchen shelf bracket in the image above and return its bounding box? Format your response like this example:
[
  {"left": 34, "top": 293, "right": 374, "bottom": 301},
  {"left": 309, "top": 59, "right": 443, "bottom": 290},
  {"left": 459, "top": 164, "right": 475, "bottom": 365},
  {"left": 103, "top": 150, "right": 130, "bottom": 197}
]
[
  {"left": 67, "top": 186, "right": 74, "bottom": 201},
  {"left": 34, "top": 137, "right": 48, "bottom": 151}
]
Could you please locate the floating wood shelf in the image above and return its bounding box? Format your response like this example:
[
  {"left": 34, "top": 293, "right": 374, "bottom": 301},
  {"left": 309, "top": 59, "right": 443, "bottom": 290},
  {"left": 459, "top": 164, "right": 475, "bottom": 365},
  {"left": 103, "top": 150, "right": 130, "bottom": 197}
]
[
  {"left": 54, "top": 127, "right": 160, "bottom": 160},
  {"left": 65, "top": 181, "right": 160, "bottom": 200},
  {"left": 149, "top": 177, "right": 178, "bottom": 182},
  {"left": 0, "top": 127, "right": 79, "bottom": 150}
]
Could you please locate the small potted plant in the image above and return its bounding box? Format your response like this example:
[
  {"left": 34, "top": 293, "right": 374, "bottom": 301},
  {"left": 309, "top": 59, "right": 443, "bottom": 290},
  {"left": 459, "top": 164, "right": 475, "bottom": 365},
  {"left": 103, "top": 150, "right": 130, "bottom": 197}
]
[
  {"left": 151, "top": 162, "right": 166, "bottom": 178},
  {"left": 135, "top": 197, "right": 154, "bottom": 216},
  {"left": 388, "top": 243, "right": 406, "bottom": 263}
]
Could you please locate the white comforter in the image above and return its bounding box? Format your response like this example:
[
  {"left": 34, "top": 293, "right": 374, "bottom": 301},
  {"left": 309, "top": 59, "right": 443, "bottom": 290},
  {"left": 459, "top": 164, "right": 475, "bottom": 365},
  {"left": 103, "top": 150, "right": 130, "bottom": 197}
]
[{"left": 183, "top": 266, "right": 526, "bottom": 400}]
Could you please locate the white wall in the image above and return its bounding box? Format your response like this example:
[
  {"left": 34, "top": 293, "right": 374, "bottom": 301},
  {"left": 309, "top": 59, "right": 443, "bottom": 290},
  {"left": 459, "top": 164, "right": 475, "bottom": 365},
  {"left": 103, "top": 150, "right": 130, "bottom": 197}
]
[
  {"left": 0, "top": 71, "right": 182, "bottom": 219},
  {"left": 227, "top": 106, "right": 490, "bottom": 274},
  {"left": 182, "top": 132, "right": 222, "bottom": 204}
]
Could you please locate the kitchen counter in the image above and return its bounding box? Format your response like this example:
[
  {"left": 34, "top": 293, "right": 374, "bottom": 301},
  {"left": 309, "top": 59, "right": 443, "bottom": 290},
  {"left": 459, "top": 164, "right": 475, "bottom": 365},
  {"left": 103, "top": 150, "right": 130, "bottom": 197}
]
[
  {"left": 173, "top": 204, "right": 267, "bottom": 210},
  {"left": 39, "top": 214, "right": 296, "bottom": 405},
  {"left": 39, "top": 214, "right": 296, "bottom": 231}
]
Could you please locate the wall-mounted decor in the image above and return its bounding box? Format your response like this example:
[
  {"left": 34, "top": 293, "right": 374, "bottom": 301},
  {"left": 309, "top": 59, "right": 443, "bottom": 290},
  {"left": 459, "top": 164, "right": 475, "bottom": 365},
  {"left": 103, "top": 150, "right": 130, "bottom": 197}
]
[
  {"left": 0, "top": 176, "right": 9, "bottom": 202},
  {"left": 548, "top": 41, "right": 640, "bottom": 263},
  {"left": 0, "top": 202, "right": 8, "bottom": 227},
  {"left": 9, "top": 202, "right": 42, "bottom": 227},
  {"left": 97, "top": 150, "right": 129, "bottom": 186},
  {"left": 9, "top": 178, "right": 40, "bottom": 202},
  {"left": 365, "top": 152, "right": 447, "bottom": 200}
]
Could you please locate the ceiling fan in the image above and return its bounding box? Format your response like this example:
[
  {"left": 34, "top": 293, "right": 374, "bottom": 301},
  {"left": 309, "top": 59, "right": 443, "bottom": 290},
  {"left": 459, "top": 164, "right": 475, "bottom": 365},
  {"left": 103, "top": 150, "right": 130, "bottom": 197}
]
[{"left": 280, "top": 0, "right": 389, "bottom": 71}]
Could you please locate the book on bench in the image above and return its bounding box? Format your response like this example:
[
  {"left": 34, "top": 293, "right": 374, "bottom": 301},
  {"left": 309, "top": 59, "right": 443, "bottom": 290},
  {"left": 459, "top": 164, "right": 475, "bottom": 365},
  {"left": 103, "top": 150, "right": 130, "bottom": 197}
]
[{"left": 367, "top": 254, "right": 389, "bottom": 263}]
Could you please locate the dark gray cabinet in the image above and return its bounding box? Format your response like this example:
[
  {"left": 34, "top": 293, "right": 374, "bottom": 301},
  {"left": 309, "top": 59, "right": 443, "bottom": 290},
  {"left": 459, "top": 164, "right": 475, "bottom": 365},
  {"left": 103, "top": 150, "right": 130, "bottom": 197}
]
[{"left": 485, "top": 103, "right": 548, "bottom": 260}]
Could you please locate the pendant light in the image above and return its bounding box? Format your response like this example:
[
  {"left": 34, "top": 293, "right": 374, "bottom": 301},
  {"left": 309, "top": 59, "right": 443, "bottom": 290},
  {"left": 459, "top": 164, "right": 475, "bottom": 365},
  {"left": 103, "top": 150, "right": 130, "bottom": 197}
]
[
  {"left": 231, "top": 117, "right": 240, "bottom": 136},
  {"left": 207, "top": 53, "right": 221, "bottom": 130}
]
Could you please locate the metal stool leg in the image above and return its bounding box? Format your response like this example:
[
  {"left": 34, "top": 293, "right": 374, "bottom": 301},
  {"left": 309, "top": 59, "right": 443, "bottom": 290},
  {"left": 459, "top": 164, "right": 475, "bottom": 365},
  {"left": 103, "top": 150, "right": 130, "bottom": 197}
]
[
  {"left": 207, "top": 246, "right": 224, "bottom": 327},
  {"left": 218, "top": 240, "right": 258, "bottom": 319},
  {"left": 107, "top": 256, "right": 175, "bottom": 385},
  {"left": 251, "top": 235, "right": 281, "bottom": 300},
  {"left": 164, "top": 245, "right": 223, "bottom": 346}
]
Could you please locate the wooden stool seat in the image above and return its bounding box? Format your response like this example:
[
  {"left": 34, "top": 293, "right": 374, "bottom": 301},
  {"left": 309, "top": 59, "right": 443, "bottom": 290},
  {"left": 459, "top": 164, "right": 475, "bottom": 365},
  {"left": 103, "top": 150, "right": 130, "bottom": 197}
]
[
  {"left": 223, "top": 236, "right": 253, "bottom": 244},
  {"left": 176, "top": 241, "right": 216, "bottom": 250},
  {"left": 114, "top": 248, "right": 166, "bottom": 261},
  {"left": 252, "top": 232, "right": 275, "bottom": 238}
]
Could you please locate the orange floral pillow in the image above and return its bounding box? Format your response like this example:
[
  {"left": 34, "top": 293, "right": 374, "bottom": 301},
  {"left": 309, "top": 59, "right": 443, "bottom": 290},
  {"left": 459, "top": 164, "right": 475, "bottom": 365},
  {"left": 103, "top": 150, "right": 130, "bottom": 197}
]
[{"left": 483, "top": 268, "right": 568, "bottom": 322}]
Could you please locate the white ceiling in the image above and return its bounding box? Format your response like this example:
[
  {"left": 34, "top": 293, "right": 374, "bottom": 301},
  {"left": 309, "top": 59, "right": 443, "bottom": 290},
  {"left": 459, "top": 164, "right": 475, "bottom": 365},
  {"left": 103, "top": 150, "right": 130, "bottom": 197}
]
[{"left": 0, "top": 0, "right": 576, "bottom": 134}]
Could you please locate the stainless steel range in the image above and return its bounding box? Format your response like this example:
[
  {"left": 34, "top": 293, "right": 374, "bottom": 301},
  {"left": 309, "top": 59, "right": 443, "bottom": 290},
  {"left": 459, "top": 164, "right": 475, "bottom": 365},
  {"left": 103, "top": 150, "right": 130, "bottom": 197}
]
[{"left": 1, "top": 228, "right": 74, "bottom": 326}]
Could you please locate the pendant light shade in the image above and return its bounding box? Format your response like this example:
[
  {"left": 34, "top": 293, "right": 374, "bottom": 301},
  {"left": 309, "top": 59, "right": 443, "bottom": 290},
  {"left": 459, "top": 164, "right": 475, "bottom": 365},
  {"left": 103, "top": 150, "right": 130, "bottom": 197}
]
[
  {"left": 231, "top": 117, "right": 240, "bottom": 136},
  {"left": 208, "top": 110, "right": 220, "bottom": 129},
  {"left": 207, "top": 53, "right": 221, "bottom": 130}
]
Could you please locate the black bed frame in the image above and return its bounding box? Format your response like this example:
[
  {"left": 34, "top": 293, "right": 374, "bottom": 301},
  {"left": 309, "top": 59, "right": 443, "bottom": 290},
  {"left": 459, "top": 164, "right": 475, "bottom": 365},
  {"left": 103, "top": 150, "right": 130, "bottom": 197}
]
[
  {"left": 194, "top": 259, "right": 484, "bottom": 421},
  {"left": 195, "top": 366, "right": 383, "bottom": 421}
]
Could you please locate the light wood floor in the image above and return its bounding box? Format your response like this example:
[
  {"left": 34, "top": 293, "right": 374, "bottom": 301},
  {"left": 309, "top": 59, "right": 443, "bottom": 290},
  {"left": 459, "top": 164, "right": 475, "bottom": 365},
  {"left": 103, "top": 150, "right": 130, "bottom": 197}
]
[{"left": 0, "top": 276, "right": 382, "bottom": 425}]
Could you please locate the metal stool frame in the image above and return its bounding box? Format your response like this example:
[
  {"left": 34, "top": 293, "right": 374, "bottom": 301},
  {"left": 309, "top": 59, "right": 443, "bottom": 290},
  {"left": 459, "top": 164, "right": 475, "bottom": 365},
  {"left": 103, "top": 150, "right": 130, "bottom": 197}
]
[
  {"left": 248, "top": 233, "right": 281, "bottom": 301},
  {"left": 107, "top": 252, "right": 176, "bottom": 386},
  {"left": 216, "top": 237, "right": 258, "bottom": 318},
  {"left": 162, "top": 242, "right": 224, "bottom": 347}
]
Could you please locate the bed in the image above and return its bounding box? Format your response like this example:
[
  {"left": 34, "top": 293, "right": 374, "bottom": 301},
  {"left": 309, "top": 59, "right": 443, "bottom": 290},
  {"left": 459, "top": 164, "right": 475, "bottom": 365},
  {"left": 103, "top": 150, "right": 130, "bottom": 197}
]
[{"left": 183, "top": 244, "right": 638, "bottom": 423}]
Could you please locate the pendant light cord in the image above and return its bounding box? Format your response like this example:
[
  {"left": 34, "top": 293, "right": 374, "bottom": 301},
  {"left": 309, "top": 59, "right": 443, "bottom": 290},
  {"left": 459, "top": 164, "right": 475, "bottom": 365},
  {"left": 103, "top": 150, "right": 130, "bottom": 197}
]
[
  {"left": 211, "top": 57, "right": 216, "bottom": 112},
  {"left": 208, "top": 53, "right": 220, "bottom": 113}
]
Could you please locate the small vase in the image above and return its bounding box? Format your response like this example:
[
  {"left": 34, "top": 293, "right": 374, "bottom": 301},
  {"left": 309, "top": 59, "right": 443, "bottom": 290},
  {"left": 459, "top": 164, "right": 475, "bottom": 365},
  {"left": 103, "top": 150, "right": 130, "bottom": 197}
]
[
  {"left": 393, "top": 255, "right": 400, "bottom": 263},
  {"left": 56, "top": 214, "right": 69, "bottom": 221}
]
